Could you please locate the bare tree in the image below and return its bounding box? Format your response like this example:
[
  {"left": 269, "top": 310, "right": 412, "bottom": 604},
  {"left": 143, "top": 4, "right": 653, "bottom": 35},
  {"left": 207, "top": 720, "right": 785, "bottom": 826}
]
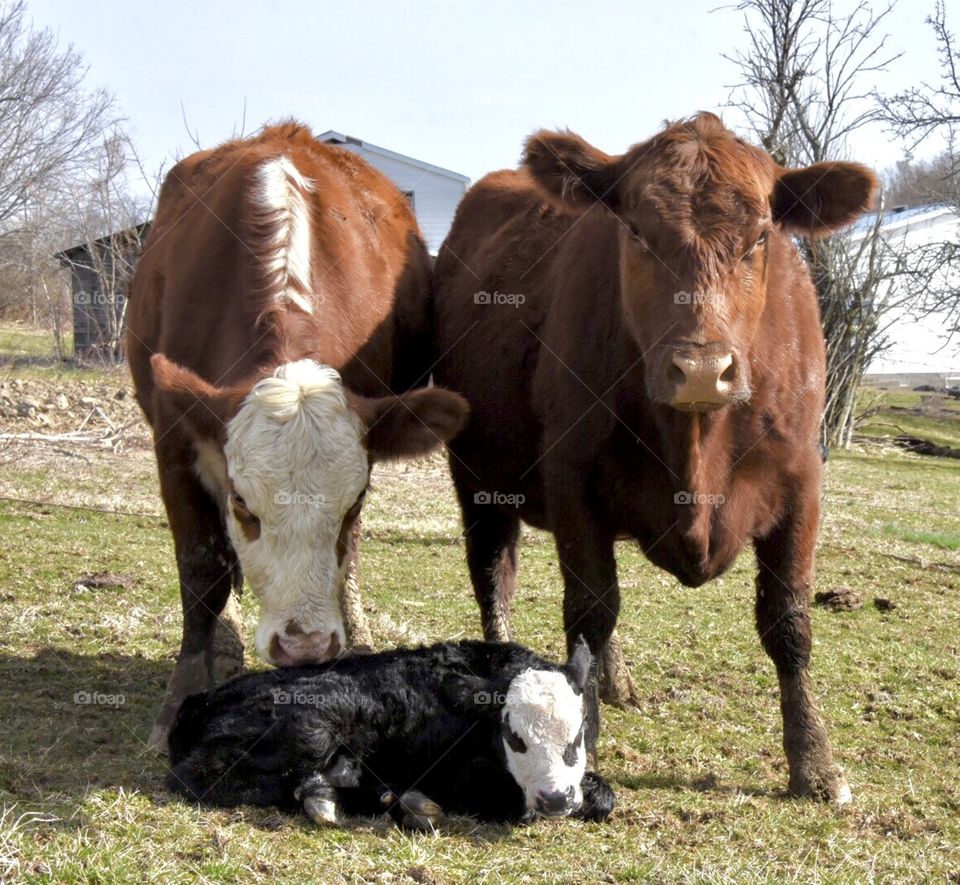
[
  {"left": 56, "top": 132, "right": 153, "bottom": 362},
  {"left": 876, "top": 2, "right": 960, "bottom": 336},
  {"left": 883, "top": 151, "right": 959, "bottom": 207},
  {"left": 877, "top": 1, "right": 960, "bottom": 160},
  {"left": 724, "top": 0, "right": 911, "bottom": 447},
  {"left": 0, "top": 0, "right": 119, "bottom": 241}
]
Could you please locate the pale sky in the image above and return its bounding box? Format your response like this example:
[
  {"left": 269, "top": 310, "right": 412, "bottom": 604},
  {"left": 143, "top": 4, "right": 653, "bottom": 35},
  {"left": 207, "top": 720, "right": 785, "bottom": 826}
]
[{"left": 25, "top": 0, "right": 950, "bottom": 195}]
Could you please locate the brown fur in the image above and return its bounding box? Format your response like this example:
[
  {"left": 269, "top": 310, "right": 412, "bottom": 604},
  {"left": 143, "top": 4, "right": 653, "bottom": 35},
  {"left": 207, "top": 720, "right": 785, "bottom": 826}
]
[
  {"left": 127, "top": 122, "right": 466, "bottom": 751},
  {"left": 432, "top": 113, "right": 877, "bottom": 801}
]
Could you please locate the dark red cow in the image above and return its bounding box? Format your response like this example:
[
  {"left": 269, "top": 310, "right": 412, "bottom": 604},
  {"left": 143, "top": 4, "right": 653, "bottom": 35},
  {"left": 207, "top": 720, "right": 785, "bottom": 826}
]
[{"left": 431, "top": 113, "right": 876, "bottom": 802}]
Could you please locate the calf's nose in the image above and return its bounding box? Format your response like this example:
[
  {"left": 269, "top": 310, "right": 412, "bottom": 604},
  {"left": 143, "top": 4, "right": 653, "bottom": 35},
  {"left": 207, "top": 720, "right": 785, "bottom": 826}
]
[
  {"left": 669, "top": 345, "right": 739, "bottom": 408},
  {"left": 535, "top": 786, "right": 575, "bottom": 816}
]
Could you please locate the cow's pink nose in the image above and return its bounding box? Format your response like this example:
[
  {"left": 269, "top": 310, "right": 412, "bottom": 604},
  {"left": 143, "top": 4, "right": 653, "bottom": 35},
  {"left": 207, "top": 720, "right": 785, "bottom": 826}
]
[
  {"left": 269, "top": 628, "right": 341, "bottom": 666},
  {"left": 668, "top": 344, "right": 740, "bottom": 409}
]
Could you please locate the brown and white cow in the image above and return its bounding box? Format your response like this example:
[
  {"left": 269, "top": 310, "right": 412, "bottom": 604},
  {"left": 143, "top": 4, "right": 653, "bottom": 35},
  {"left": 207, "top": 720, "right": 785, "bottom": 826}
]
[
  {"left": 431, "top": 113, "right": 876, "bottom": 802},
  {"left": 128, "top": 123, "right": 468, "bottom": 751}
]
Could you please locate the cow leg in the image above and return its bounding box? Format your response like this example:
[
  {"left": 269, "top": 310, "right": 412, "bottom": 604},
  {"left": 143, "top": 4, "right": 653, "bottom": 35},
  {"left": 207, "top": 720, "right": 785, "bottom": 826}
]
[
  {"left": 340, "top": 516, "right": 374, "bottom": 651},
  {"left": 596, "top": 627, "right": 637, "bottom": 707},
  {"left": 455, "top": 482, "right": 521, "bottom": 642},
  {"left": 148, "top": 450, "right": 244, "bottom": 754},
  {"left": 554, "top": 505, "right": 638, "bottom": 713},
  {"left": 754, "top": 490, "right": 850, "bottom": 804}
]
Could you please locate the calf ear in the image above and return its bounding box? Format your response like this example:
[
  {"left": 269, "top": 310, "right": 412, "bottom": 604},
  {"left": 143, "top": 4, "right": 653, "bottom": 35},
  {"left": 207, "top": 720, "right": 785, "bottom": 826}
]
[
  {"left": 772, "top": 162, "right": 877, "bottom": 236},
  {"left": 353, "top": 387, "right": 469, "bottom": 462},
  {"left": 523, "top": 130, "right": 621, "bottom": 212},
  {"left": 150, "top": 354, "right": 248, "bottom": 445},
  {"left": 566, "top": 636, "right": 593, "bottom": 693}
]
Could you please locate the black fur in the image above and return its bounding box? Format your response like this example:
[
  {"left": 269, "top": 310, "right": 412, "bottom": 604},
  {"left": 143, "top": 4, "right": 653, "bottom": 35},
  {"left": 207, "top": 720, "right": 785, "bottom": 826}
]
[{"left": 167, "top": 640, "right": 615, "bottom": 825}]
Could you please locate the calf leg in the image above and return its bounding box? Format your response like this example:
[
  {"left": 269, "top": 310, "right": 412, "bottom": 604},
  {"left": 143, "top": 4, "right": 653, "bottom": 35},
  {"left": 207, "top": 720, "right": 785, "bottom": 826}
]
[
  {"left": 454, "top": 478, "right": 521, "bottom": 642},
  {"left": 754, "top": 484, "right": 850, "bottom": 804},
  {"left": 149, "top": 446, "right": 243, "bottom": 754},
  {"left": 382, "top": 791, "right": 446, "bottom": 831}
]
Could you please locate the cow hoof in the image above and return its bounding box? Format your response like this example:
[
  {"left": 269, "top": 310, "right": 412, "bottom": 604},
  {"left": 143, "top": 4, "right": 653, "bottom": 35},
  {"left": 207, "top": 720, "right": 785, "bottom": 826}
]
[
  {"left": 789, "top": 766, "right": 852, "bottom": 805},
  {"left": 398, "top": 791, "right": 444, "bottom": 831},
  {"left": 303, "top": 795, "right": 339, "bottom": 826},
  {"left": 146, "top": 723, "right": 169, "bottom": 756}
]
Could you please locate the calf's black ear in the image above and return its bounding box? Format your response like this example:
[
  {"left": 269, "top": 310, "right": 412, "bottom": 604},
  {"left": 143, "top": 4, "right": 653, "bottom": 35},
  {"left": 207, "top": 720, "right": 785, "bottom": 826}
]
[{"left": 566, "top": 636, "right": 593, "bottom": 693}]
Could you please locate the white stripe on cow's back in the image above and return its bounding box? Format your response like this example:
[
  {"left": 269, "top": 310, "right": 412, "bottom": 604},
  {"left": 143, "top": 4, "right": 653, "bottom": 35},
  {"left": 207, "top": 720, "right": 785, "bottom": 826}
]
[{"left": 252, "top": 155, "right": 316, "bottom": 315}]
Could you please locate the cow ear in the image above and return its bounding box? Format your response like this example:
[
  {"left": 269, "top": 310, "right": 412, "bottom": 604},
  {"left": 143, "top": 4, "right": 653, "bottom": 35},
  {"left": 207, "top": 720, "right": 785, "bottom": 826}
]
[
  {"left": 352, "top": 387, "right": 469, "bottom": 462},
  {"left": 523, "top": 130, "right": 620, "bottom": 212},
  {"left": 772, "top": 161, "right": 877, "bottom": 236},
  {"left": 150, "top": 354, "right": 248, "bottom": 445},
  {"left": 566, "top": 636, "right": 593, "bottom": 693}
]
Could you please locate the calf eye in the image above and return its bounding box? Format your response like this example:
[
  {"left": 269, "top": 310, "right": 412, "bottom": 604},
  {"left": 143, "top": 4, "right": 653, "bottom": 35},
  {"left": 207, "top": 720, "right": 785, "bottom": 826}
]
[
  {"left": 232, "top": 490, "right": 247, "bottom": 510},
  {"left": 503, "top": 713, "right": 527, "bottom": 754},
  {"left": 563, "top": 724, "right": 584, "bottom": 766}
]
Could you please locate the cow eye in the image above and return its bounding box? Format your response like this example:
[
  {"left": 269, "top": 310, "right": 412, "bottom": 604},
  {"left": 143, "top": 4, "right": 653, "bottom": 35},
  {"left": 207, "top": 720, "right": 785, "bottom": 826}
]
[
  {"left": 744, "top": 229, "right": 770, "bottom": 259},
  {"left": 563, "top": 723, "right": 584, "bottom": 766},
  {"left": 232, "top": 489, "right": 248, "bottom": 510},
  {"left": 503, "top": 714, "right": 527, "bottom": 753},
  {"left": 626, "top": 222, "right": 647, "bottom": 249}
]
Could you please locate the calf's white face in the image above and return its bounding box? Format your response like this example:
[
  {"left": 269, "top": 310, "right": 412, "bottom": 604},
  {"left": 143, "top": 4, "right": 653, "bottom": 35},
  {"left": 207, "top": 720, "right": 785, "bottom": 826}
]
[
  {"left": 223, "top": 361, "right": 367, "bottom": 666},
  {"left": 501, "top": 668, "right": 587, "bottom": 815}
]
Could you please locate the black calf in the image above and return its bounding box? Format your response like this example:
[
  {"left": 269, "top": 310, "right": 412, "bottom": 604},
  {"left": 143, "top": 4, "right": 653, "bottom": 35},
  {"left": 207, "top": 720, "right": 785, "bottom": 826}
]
[{"left": 167, "top": 640, "right": 615, "bottom": 828}]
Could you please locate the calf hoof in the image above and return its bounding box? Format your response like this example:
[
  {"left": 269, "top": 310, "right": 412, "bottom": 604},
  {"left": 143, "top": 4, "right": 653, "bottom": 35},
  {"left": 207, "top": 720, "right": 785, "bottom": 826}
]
[
  {"left": 789, "top": 766, "right": 852, "bottom": 805},
  {"left": 302, "top": 795, "right": 339, "bottom": 826},
  {"left": 296, "top": 777, "right": 339, "bottom": 826},
  {"left": 384, "top": 791, "right": 444, "bottom": 831}
]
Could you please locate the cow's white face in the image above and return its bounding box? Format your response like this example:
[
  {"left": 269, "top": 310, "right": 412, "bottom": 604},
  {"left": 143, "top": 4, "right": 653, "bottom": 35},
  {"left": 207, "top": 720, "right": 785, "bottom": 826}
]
[
  {"left": 501, "top": 668, "right": 586, "bottom": 816},
  {"left": 223, "top": 361, "right": 368, "bottom": 665},
  {"left": 153, "top": 351, "right": 469, "bottom": 669}
]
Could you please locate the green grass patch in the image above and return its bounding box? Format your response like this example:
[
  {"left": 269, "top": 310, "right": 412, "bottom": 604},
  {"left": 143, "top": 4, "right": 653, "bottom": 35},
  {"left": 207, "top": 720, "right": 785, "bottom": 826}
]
[
  {"left": 1, "top": 442, "right": 960, "bottom": 881},
  {"left": 877, "top": 521, "right": 960, "bottom": 551}
]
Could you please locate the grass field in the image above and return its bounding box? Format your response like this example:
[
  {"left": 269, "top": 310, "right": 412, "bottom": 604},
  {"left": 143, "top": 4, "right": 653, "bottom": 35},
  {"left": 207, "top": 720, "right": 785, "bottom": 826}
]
[
  {"left": 1, "top": 360, "right": 959, "bottom": 883},
  {"left": 0, "top": 324, "right": 72, "bottom": 362}
]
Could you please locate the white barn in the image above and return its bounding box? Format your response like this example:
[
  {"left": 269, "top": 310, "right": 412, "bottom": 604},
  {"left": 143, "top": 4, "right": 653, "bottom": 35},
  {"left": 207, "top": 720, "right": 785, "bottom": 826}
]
[
  {"left": 318, "top": 131, "right": 469, "bottom": 254},
  {"left": 851, "top": 203, "right": 960, "bottom": 388}
]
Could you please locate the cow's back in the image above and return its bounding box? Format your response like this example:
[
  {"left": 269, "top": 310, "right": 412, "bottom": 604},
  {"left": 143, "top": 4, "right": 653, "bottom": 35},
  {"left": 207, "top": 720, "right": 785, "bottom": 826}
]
[{"left": 128, "top": 123, "right": 432, "bottom": 426}]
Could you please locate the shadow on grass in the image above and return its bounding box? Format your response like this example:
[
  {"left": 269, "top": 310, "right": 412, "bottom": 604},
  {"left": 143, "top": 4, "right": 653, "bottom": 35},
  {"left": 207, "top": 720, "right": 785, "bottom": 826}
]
[
  {"left": 0, "top": 646, "right": 170, "bottom": 802},
  {"left": 612, "top": 768, "right": 778, "bottom": 801}
]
